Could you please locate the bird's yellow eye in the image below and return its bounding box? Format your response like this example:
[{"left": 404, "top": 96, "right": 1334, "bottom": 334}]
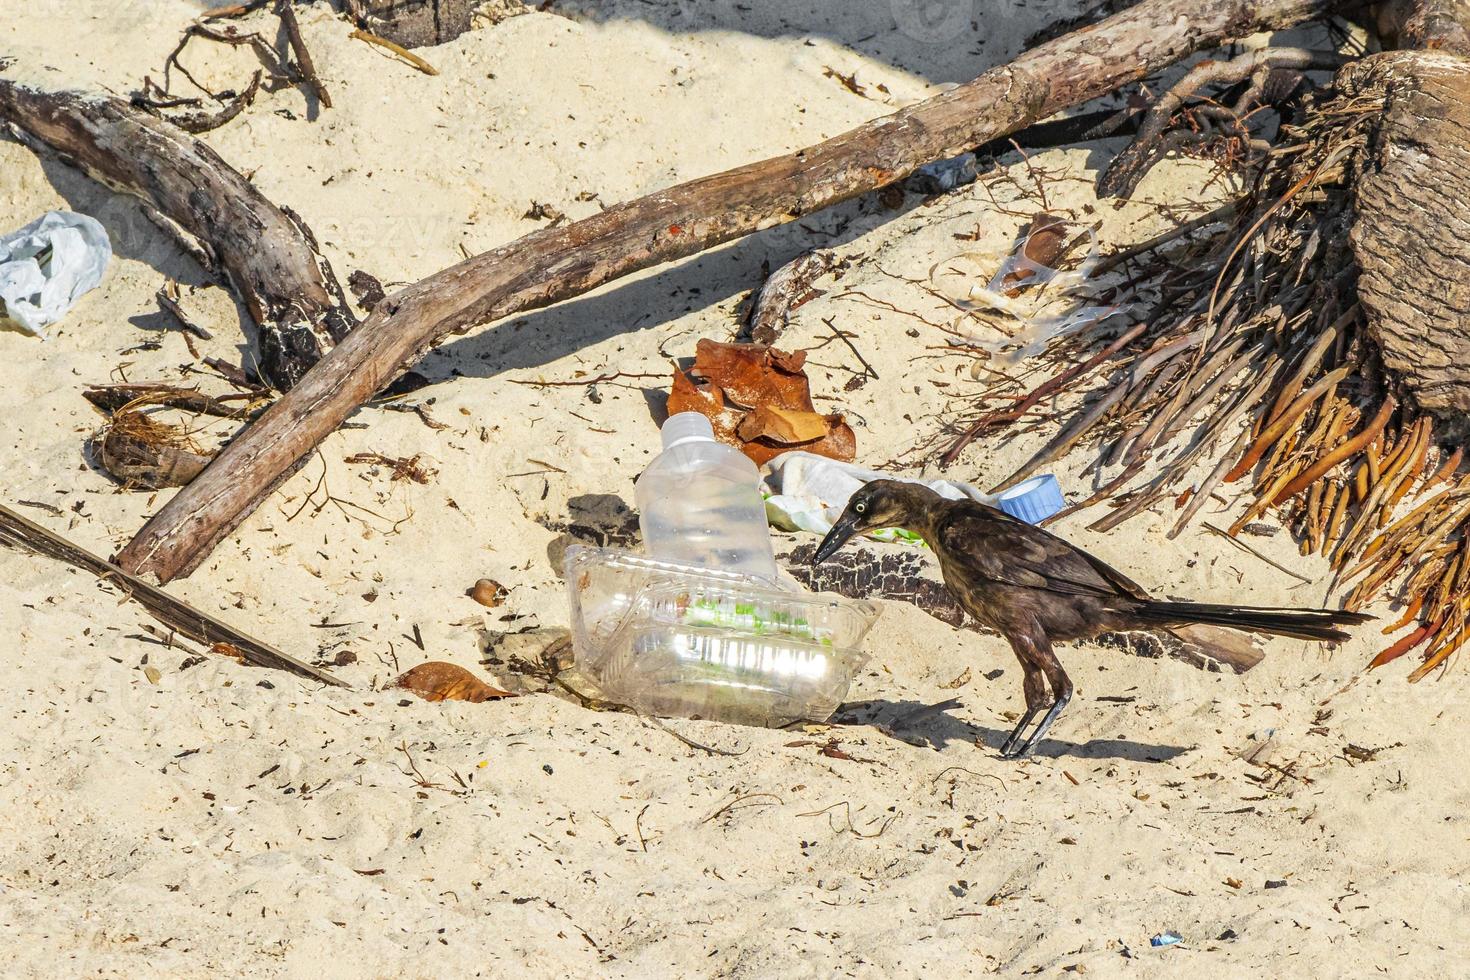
[{"left": 855, "top": 502, "right": 866, "bottom": 514}]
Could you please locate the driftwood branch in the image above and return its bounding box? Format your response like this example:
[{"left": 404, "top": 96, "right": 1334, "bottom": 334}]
[
  {"left": 115, "top": 0, "right": 1341, "bottom": 583},
  {"left": 743, "top": 249, "right": 843, "bottom": 345},
  {"left": 0, "top": 77, "right": 355, "bottom": 390},
  {"left": 0, "top": 503, "right": 345, "bottom": 686}
]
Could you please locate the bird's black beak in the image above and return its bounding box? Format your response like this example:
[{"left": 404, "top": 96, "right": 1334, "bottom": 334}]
[{"left": 812, "top": 513, "right": 861, "bottom": 564}]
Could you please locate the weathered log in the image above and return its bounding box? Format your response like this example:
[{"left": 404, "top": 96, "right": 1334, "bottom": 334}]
[
  {"left": 1347, "top": 50, "right": 1470, "bottom": 434},
  {"left": 0, "top": 78, "right": 354, "bottom": 390},
  {"left": 115, "top": 0, "right": 1342, "bottom": 583},
  {"left": 1376, "top": 0, "right": 1470, "bottom": 54}
]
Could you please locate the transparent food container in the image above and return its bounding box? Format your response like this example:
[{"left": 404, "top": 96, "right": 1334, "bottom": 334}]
[{"left": 565, "top": 546, "right": 879, "bottom": 727}]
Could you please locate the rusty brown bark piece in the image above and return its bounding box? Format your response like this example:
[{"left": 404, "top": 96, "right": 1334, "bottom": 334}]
[
  {"left": 0, "top": 78, "right": 354, "bottom": 391},
  {"left": 115, "top": 0, "right": 1341, "bottom": 583}
]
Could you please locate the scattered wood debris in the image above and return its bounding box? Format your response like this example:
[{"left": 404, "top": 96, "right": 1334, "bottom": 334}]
[{"left": 344, "top": 452, "right": 437, "bottom": 484}]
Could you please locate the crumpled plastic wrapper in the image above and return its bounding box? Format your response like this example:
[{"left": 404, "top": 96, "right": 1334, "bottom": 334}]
[
  {"left": 930, "top": 213, "right": 1125, "bottom": 364},
  {"left": 0, "top": 211, "right": 112, "bottom": 338}
]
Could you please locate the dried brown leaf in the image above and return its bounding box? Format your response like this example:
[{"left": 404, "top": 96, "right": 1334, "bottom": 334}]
[
  {"left": 392, "top": 662, "right": 512, "bottom": 702},
  {"left": 735, "top": 405, "right": 832, "bottom": 445},
  {"left": 667, "top": 340, "right": 855, "bottom": 464}
]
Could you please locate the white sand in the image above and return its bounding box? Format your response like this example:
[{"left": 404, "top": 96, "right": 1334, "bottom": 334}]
[{"left": 2, "top": 3, "right": 1468, "bottom": 977}]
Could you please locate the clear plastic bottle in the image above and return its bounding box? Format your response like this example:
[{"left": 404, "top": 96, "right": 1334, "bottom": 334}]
[{"left": 635, "top": 413, "right": 779, "bottom": 581}]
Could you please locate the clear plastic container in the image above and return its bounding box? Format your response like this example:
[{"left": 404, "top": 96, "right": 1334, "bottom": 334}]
[
  {"left": 635, "top": 413, "right": 778, "bottom": 582},
  {"left": 565, "top": 546, "right": 878, "bottom": 726}
]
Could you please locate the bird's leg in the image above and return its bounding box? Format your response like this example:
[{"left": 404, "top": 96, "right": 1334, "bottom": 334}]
[
  {"left": 1013, "top": 637, "right": 1074, "bottom": 758},
  {"left": 999, "top": 643, "right": 1051, "bottom": 758}
]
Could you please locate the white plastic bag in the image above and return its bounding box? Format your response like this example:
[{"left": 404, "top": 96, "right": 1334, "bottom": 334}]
[
  {"left": 0, "top": 211, "right": 112, "bottom": 338},
  {"left": 762, "top": 451, "right": 1066, "bottom": 536},
  {"left": 762, "top": 452, "right": 1000, "bottom": 539}
]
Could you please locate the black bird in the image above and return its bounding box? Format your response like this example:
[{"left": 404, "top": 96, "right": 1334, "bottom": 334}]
[{"left": 811, "top": 480, "right": 1371, "bottom": 758}]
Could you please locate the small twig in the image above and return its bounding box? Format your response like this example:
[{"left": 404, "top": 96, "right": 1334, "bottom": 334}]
[
  {"left": 349, "top": 28, "right": 440, "bottom": 75},
  {"left": 508, "top": 371, "right": 664, "bottom": 388},
  {"left": 699, "top": 792, "right": 784, "bottom": 825},
  {"left": 549, "top": 676, "right": 747, "bottom": 756},
  {"left": 821, "top": 317, "right": 879, "bottom": 380},
  {"left": 797, "top": 800, "right": 898, "bottom": 839},
  {"left": 156, "top": 282, "right": 215, "bottom": 340},
  {"left": 201, "top": 0, "right": 269, "bottom": 18},
  {"left": 932, "top": 766, "right": 1009, "bottom": 792},
  {"left": 1202, "top": 521, "right": 1314, "bottom": 584},
  {"left": 276, "top": 0, "right": 332, "bottom": 108},
  {"left": 642, "top": 715, "right": 748, "bottom": 757}
]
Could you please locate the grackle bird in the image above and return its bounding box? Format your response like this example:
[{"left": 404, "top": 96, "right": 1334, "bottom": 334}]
[{"left": 812, "top": 480, "right": 1370, "bottom": 758}]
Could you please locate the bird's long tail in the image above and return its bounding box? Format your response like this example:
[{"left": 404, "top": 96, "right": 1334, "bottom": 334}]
[{"left": 1131, "top": 602, "right": 1372, "bottom": 642}]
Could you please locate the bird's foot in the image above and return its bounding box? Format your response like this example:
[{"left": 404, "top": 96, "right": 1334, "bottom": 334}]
[
  {"left": 998, "top": 691, "right": 1072, "bottom": 759},
  {"left": 999, "top": 706, "right": 1041, "bottom": 758}
]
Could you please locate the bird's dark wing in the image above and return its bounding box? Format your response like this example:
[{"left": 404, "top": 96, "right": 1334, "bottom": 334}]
[{"left": 935, "top": 503, "right": 1151, "bottom": 601}]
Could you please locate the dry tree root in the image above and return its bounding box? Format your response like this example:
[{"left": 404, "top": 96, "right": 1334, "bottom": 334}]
[
  {"left": 1097, "top": 47, "right": 1345, "bottom": 199},
  {"left": 87, "top": 387, "right": 268, "bottom": 490},
  {"left": 941, "top": 47, "right": 1470, "bottom": 679}
]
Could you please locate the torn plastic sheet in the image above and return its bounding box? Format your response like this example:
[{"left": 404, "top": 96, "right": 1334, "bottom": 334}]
[
  {"left": 930, "top": 217, "right": 1127, "bottom": 364},
  {"left": 0, "top": 211, "right": 112, "bottom": 338}
]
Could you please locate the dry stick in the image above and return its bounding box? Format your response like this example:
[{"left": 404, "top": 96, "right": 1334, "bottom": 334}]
[
  {"left": 348, "top": 28, "right": 439, "bottom": 75},
  {"left": 1202, "top": 521, "right": 1315, "bottom": 583},
  {"left": 941, "top": 320, "right": 1149, "bottom": 465},
  {"left": 118, "top": 0, "right": 1344, "bottom": 583},
  {"left": 1368, "top": 615, "right": 1440, "bottom": 669},
  {"left": 1383, "top": 594, "right": 1425, "bottom": 634},
  {"left": 1090, "top": 203, "right": 1238, "bottom": 277},
  {"left": 276, "top": 0, "right": 331, "bottom": 109},
  {"left": 1304, "top": 477, "right": 1331, "bottom": 553},
  {"left": 1133, "top": 336, "right": 1253, "bottom": 464},
  {"left": 1428, "top": 446, "right": 1465, "bottom": 489},
  {"left": 1169, "top": 427, "right": 1251, "bottom": 538},
  {"left": 1376, "top": 417, "right": 1432, "bottom": 523},
  {"left": 995, "top": 328, "right": 1208, "bottom": 492},
  {"left": 0, "top": 503, "right": 344, "bottom": 687},
  {"left": 1262, "top": 303, "right": 1354, "bottom": 424},
  {"left": 1093, "top": 362, "right": 1282, "bottom": 532}
]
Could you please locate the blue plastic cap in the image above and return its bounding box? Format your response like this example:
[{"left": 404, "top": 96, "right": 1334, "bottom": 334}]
[{"left": 997, "top": 474, "right": 1065, "bottom": 524}]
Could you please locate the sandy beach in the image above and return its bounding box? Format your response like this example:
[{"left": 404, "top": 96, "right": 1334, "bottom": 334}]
[{"left": 2, "top": 2, "right": 1468, "bottom": 976}]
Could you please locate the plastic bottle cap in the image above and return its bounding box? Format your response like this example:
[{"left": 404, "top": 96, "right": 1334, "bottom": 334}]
[
  {"left": 997, "top": 474, "right": 1065, "bottom": 524},
  {"left": 661, "top": 412, "right": 716, "bottom": 450}
]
